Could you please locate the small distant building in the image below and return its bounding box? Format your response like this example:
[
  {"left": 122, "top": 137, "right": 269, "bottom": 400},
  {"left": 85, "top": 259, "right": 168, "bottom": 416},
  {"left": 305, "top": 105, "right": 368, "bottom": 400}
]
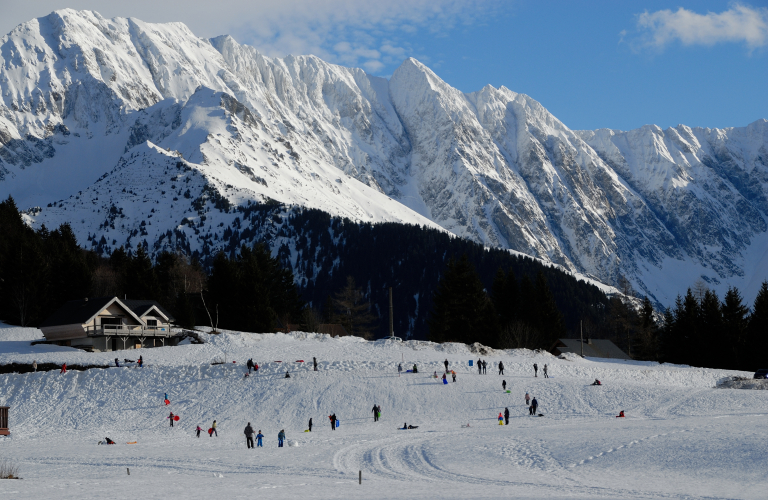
[
  {"left": 550, "top": 338, "right": 631, "bottom": 360},
  {"left": 39, "top": 297, "right": 178, "bottom": 352}
]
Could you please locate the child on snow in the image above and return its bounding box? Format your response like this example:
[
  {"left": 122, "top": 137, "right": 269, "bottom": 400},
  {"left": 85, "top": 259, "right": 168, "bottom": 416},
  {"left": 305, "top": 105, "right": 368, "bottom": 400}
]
[{"left": 256, "top": 431, "right": 264, "bottom": 447}]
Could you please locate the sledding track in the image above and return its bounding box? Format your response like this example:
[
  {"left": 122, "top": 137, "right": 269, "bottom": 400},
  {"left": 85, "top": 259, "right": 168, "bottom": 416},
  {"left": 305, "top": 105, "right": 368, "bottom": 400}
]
[{"left": 2, "top": 328, "right": 768, "bottom": 499}]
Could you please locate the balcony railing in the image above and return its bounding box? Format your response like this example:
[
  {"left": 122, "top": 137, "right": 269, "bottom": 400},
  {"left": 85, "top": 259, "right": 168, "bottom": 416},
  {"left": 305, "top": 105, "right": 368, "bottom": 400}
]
[{"left": 85, "top": 325, "right": 175, "bottom": 337}]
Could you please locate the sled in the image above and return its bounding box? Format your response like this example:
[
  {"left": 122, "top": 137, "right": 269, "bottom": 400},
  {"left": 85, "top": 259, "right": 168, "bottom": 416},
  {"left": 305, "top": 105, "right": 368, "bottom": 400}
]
[
  {"left": 164, "top": 399, "right": 170, "bottom": 405},
  {"left": 208, "top": 428, "right": 214, "bottom": 435},
  {"left": 336, "top": 420, "right": 340, "bottom": 428},
  {"left": 296, "top": 360, "right": 304, "bottom": 363},
  {"left": 304, "top": 429, "right": 310, "bottom": 432},
  {"left": 461, "top": 424, "right": 471, "bottom": 428},
  {"left": 173, "top": 415, "right": 180, "bottom": 421},
  {"left": 126, "top": 441, "right": 137, "bottom": 444},
  {"left": 505, "top": 390, "right": 511, "bottom": 393},
  {"left": 443, "top": 378, "right": 448, "bottom": 384}
]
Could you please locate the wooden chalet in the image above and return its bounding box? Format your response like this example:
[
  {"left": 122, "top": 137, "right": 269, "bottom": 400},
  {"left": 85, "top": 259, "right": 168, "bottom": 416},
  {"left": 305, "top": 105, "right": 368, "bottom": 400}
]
[{"left": 39, "top": 297, "right": 178, "bottom": 352}]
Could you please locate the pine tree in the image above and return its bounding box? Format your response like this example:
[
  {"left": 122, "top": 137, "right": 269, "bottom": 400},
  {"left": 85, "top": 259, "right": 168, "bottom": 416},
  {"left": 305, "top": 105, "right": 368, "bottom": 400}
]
[
  {"left": 636, "top": 296, "right": 658, "bottom": 360},
  {"left": 745, "top": 282, "right": 768, "bottom": 371},
  {"left": 429, "top": 255, "right": 498, "bottom": 346},
  {"left": 532, "top": 271, "right": 565, "bottom": 347},
  {"left": 721, "top": 286, "right": 748, "bottom": 369},
  {"left": 698, "top": 289, "right": 722, "bottom": 368}
]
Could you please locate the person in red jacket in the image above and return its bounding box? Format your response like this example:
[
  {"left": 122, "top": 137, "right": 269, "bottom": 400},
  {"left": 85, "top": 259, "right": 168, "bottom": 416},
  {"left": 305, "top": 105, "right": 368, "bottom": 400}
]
[{"left": 60, "top": 363, "right": 67, "bottom": 374}]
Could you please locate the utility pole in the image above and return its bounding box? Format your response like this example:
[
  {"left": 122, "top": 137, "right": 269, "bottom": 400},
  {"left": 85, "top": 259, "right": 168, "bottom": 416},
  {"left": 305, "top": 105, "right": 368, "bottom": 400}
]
[
  {"left": 389, "top": 287, "right": 394, "bottom": 337},
  {"left": 580, "top": 320, "right": 584, "bottom": 357}
]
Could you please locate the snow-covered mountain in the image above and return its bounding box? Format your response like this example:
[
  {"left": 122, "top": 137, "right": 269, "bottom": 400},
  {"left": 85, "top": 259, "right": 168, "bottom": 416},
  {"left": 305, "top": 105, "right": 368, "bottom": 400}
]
[{"left": 1, "top": 9, "right": 767, "bottom": 305}]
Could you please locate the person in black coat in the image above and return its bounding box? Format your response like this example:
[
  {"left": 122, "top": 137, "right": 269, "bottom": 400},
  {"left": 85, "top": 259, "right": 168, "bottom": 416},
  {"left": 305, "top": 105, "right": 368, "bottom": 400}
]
[
  {"left": 330, "top": 414, "right": 337, "bottom": 430},
  {"left": 246, "top": 359, "right": 254, "bottom": 373},
  {"left": 244, "top": 423, "right": 255, "bottom": 448},
  {"left": 531, "top": 397, "right": 539, "bottom": 415},
  {"left": 533, "top": 363, "right": 538, "bottom": 377},
  {"left": 482, "top": 360, "right": 487, "bottom": 374},
  {"left": 313, "top": 357, "right": 318, "bottom": 371},
  {"left": 502, "top": 380, "right": 506, "bottom": 391},
  {"left": 498, "top": 361, "right": 504, "bottom": 375},
  {"left": 308, "top": 418, "right": 312, "bottom": 432},
  {"left": 504, "top": 407, "right": 510, "bottom": 425},
  {"left": 372, "top": 404, "right": 380, "bottom": 422},
  {"left": 443, "top": 359, "right": 449, "bottom": 373}
]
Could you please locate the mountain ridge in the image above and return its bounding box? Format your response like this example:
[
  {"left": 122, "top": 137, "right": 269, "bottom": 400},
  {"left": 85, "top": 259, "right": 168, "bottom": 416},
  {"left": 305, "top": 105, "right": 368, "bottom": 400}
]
[{"left": 2, "top": 9, "right": 767, "bottom": 305}]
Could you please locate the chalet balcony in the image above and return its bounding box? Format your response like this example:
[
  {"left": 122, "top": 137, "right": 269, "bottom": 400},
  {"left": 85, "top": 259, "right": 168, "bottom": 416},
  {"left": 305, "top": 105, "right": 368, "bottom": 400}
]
[{"left": 85, "top": 325, "right": 176, "bottom": 338}]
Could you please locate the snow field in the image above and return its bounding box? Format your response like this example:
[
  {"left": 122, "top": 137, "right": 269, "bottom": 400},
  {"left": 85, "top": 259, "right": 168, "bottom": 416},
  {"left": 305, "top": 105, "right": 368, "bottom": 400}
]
[{"left": 1, "top": 327, "right": 767, "bottom": 499}]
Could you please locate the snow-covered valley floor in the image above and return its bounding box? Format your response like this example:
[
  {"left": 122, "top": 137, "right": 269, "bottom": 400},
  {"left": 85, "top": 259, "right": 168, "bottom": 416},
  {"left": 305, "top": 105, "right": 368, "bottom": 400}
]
[{"left": 0, "top": 325, "right": 766, "bottom": 499}]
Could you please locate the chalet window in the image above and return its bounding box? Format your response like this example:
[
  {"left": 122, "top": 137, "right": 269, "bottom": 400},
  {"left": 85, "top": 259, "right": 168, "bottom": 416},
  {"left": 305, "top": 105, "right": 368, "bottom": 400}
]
[
  {"left": 101, "top": 317, "right": 121, "bottom": 330},
  {"left": 146, "top": 319, "right": 158, "bottom": 327}
]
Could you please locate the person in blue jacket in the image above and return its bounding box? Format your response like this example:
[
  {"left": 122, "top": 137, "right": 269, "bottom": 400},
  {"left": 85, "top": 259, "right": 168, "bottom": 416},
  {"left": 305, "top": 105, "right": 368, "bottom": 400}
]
[
  {"left": 256, "top": 430, "right": 264, "bottom": 447},
  {"left": 278, "top": 429, "right": 286, "bottom": 447}
]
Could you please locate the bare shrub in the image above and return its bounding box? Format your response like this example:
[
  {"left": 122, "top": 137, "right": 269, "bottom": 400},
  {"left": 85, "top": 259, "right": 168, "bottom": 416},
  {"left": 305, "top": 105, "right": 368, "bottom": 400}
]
[{"left": 0, "top": 459, "right": 20, "bottom": 479}]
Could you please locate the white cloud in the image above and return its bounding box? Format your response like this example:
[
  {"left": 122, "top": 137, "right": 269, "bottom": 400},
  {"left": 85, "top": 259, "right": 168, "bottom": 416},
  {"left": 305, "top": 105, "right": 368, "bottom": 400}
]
[{"left": 635, "top": 3, "right": 768, "bottom": 50}]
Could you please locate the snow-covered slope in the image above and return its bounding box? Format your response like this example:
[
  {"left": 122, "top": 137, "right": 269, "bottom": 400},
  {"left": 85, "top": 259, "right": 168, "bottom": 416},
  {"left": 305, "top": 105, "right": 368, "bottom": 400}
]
[
  {"left": 1, "top": 9, "right": 767, "bottom": 304},
  {"left": 1, "top": 325, "right": 767, "bottom": 499}
]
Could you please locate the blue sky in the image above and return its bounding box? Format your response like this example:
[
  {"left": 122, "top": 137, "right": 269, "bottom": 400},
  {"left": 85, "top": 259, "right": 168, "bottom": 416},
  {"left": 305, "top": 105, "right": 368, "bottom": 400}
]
[{"left": 1, "top": 0, "right": 766, "bottom": 131}]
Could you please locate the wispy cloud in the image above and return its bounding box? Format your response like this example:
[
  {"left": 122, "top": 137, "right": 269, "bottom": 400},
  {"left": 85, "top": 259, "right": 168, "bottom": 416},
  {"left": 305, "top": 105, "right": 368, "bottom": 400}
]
[{"left": 633, "top": 3, "right": 768, "bottom": 51}]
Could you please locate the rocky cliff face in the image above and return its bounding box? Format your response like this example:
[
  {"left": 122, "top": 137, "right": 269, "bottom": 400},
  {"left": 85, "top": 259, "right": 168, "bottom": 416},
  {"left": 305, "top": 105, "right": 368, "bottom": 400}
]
[{"left": 2, "top": 9, "right": 767, "bottom": 304}]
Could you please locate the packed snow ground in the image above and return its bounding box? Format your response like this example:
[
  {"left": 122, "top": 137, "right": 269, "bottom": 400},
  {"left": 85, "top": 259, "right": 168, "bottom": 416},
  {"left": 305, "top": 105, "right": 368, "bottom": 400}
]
[{"left": 1, "top": 324, "right": 766, "bottom": 499}]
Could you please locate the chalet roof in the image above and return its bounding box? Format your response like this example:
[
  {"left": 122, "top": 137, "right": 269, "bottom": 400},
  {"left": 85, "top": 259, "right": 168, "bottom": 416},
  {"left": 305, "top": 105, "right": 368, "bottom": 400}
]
[
  {"left": 552, "top": 338, "right": 631, "bottom": 360},
  {"left": 39, "top": 297, "right": 116, "bottom": 328},
  {"left": 122, "top": 300, "right": 175, "bottom": 322}
]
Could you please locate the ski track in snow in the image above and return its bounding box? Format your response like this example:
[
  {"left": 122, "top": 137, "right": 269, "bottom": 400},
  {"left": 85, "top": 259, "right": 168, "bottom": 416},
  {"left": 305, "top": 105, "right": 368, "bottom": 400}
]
[{"left": 1, "top": 325, "right": 767, "bottom": 499}]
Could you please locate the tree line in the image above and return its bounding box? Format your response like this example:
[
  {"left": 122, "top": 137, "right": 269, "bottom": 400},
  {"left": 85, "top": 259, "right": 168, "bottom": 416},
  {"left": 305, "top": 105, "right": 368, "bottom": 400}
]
[{"left": 428, "top": 255, "right": 565, "bottom": 350}]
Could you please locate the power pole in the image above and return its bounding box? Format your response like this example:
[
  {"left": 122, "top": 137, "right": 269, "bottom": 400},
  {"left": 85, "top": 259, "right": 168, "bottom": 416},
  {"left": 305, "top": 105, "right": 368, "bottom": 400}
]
[{"left": 389, "top": 287, "right": 394, "bottom": 336}]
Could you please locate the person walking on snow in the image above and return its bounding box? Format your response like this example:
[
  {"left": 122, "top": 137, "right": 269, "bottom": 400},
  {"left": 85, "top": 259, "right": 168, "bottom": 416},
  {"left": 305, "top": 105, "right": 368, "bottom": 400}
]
[
  {"left": 372, "top": 404, "right": 380, "bottom": 422},
  {"left": 398, "top": 363, "right": 402, "bottom": 376},
  {"left": 278, "top": 429, "right": 286, "bottom": 447},
  {"left": 477, "top": 359, "right": 482, "bottom": 374},
  {"left": 60, "top": 363, "right": 67, "bottom": 374},
  {"left": 444, "top": 359, "right": 449, "bottom": 373},
  {"left": 442, "top": 373, "right": 447, "bottom": 383},
  {"left": 502, "top": 380, "right": 507, "bottom": 391},
  {"left": 115, "top": 358, "right": 120, "bottom": 368},
  {"left": 256, "top": 430, "right": 264, "bottom": 447},
  {"left": 244, "top": 423, "right": 255, "bottom": 448},
  {"left": 247, "top": 358, "right": 254, "bottom": 374},
  {"left": 138, "top": 355, "right": 143, "bottom": 367},
  {"left": 330, "top": 414, "right": 337, "bottom": 430},
  {"left": 533, "top": 363, "right": 538, "bottom": 377},
  {"left": 482, "top": 360, "right": 487, "bottom": 374},
  {"left": 498, "top": 360, "right": 504, "bottom": 375},
  {"left": 313, "top": 357, "right": 318, "bottom": 371},
  {"left": 498, "top": 412, "right": 504, "bottom": 425},
  {"left": 452, "top": 371, "right": 456, "bottom": 382},
  {"left": 525, "top": 392, "right": 530, "bottom": 406},
  {"left": 210, "top": 420, "right": 218, "bottom": 437},
  {"left": 196, "top": 425, "right": 202, "bottom": 438},
  {"left": 504, "top": 407, "right": 510, "bottom": 425},
  {"left": 169, "top": 411, "right": 175, "bottom": 427},
  {"left": 543, "top": 364, "right": 548, "bottom": 378},
  {"left": 308, "top": 418, "right": 313, "bottom": 432},
  {"left": 530, "top": 397, "right": 539, "bottom": 416},
  {"left": 32, "top": 360, "right": 37, "bottom": 372}
]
